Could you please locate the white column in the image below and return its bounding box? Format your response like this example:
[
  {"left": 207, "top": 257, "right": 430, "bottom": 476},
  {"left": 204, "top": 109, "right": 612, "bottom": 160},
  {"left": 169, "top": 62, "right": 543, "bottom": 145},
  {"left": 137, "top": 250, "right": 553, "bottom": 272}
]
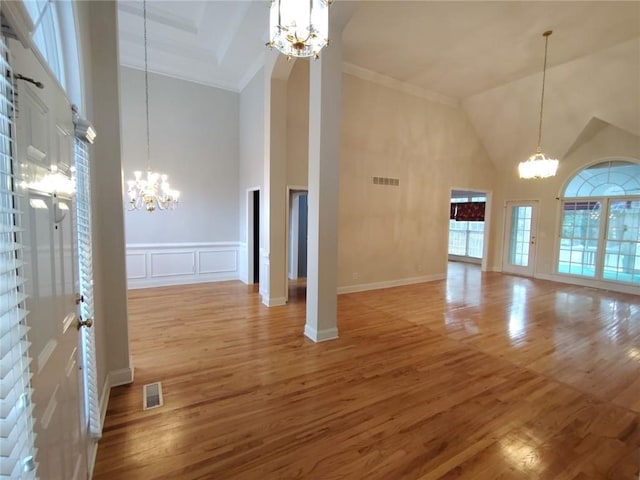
[{"left": 305, "top": 35, "right": 343, "bottom": 342}]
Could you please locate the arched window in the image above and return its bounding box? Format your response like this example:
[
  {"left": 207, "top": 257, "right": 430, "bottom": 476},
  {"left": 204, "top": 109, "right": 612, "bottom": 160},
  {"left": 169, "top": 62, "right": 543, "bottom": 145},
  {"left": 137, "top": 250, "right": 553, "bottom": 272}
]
[{"left": 558, "top": 160, "right": 640, "bottom": 284}]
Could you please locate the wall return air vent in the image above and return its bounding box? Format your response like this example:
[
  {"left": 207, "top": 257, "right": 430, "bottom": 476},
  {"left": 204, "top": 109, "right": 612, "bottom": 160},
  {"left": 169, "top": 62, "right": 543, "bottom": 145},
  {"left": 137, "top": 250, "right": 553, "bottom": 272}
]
[{"left": 372, "top": 176, "right": 400, "bottom": 186}]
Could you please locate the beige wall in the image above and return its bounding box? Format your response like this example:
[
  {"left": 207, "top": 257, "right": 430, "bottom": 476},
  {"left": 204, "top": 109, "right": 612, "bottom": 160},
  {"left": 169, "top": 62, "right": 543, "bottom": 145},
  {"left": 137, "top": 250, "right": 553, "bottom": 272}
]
[
  {"left": 338, "top": 74, "right": 499, "bottom": 288},
  {"left": 287, "top": 59, "right": 310, "bottom": 187}
]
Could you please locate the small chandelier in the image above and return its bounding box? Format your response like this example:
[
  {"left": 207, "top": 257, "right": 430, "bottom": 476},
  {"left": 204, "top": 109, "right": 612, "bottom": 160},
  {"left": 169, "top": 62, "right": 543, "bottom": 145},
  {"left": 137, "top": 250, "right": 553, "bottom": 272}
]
[
  {"left": 266, "top": 0, "right": 329, "bottom": 59},
  {"left": 519, "top": 30, "right": 559, "bottom": 180},
  {"left": 126, "top": 0, "right": 179, "bottom": 212}
]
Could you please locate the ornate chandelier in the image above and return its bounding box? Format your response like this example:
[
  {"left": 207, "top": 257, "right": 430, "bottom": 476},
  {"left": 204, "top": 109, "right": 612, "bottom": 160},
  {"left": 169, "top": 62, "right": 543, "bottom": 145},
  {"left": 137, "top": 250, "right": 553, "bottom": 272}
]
[
  {"left": 127, "top": 169, "right": 179, "bottom": 212},
  {"left": 518, "top": 30, "right": 559, "bottom": 180},
  {"left": 126, "top": 0, "right": 179, "bottom": 212},
  {"left": 267, "top": 0, "right": 329, "bottom": 59}
]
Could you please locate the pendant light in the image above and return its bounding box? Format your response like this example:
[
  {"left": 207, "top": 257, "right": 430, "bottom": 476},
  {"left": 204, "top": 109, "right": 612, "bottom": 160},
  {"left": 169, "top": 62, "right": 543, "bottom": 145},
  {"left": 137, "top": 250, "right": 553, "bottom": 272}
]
[
  {"left": 126, "top": 0, "right": 180, "bottom": 212},
  {"left": 518, "top": 30, "right": 559, "bottom": 180},
  {"left": 266, "top": 0, "right": 330, "bottom": 60}
]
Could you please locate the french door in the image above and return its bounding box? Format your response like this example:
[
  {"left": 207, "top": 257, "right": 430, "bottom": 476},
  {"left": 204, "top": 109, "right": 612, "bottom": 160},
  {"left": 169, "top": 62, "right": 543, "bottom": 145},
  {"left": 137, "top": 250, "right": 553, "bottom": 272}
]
[{"left": 503, "top": 201, "right": 539, "bottom": 277}]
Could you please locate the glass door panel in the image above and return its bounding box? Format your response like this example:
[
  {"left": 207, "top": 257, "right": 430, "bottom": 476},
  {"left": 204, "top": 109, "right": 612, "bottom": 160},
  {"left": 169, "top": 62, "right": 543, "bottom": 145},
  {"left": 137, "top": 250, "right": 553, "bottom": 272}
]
[
  {"left": 509, "top": 206, "right": 532, "bottom": 266},
  {"left": 503, "top": 201, "right": 538, "bottom": 276},
  {"left": 557, "top": 201, "right": 601, "bottom": 277},
  {"left": 603, "top": 200, "right": 640, "bottom": 284}
]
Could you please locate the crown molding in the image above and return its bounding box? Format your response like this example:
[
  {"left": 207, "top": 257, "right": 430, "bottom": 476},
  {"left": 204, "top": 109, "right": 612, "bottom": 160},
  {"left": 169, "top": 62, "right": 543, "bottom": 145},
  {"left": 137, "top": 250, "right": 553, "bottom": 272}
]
[{"left": 120, "top": 63, "right": 240, "bottom": 94}]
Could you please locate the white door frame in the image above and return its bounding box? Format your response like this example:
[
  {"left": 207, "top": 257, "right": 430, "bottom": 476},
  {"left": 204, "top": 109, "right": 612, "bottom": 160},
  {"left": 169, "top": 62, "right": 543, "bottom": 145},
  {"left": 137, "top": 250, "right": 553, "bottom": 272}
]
[
  {"left": 447, "top": 187, "right": 493, "bottom": 272},
  {"left": 246, "top": 187, "right": 260, "bottom": 284},
  {"left": 285, "top": 186, "right": 308, "bottom": 302},
  {"left": 502, "top": 200, "right": 540, "bottom": 277}
]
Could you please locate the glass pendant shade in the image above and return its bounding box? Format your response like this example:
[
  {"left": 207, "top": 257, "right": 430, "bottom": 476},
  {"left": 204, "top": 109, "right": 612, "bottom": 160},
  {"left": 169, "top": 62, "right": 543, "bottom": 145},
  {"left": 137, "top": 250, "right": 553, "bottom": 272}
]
[
  {"left": 268, "top": 0, "right": 329, "bottom": 59},
  {"left": 518, "top": 150, "right": 559, "bottom": 179},
  {"left": 127, "top": 168, "right": 179, "bottom": 212}
]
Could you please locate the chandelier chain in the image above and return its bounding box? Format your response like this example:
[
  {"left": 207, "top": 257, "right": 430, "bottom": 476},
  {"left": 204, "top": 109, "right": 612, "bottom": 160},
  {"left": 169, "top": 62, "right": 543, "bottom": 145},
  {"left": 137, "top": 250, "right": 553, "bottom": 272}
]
[
  {"left": 537, "top": 31, "right": 551, "bottom": 152},
  {"left": 125, "top": 0, "right": 179, "bottom": 211},
  {"left": 143, "top": 0, "right": 150, "bottom": 170}
]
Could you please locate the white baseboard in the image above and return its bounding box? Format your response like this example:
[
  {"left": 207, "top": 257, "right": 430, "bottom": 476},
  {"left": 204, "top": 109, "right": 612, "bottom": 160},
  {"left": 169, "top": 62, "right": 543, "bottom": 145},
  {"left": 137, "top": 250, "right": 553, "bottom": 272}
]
[
  {"left": 87, "top": 374, "right": 111, "bottom": 478},
  {"left": 448, "top": 255, "right": 482, "bottom": 265},
  {"left": 337, "top": 273, "right": 446, "bottom": 294},
  {"left": 109, "top": 365, "right": 134, "bottom": 387},
  {"left": 304, "top": 325, "right": 339, "bottom": 343},
  {"left": 535, "top": 272, "right": 639, "bottom": 295},
  {"left": 99, "top": 375, "right": 110, "bottom": 430},
  {"left": 262, "top": 295, "right": 286, "bottom": 307}
]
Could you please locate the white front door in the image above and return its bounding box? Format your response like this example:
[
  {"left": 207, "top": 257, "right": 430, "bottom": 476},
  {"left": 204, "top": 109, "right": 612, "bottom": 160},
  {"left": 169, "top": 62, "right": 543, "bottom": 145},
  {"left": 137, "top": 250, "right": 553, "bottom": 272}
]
[
  {"left": 10, "top": 39, "right": 88, "bottom": 480},
  {"left": 503, "top": 201, "right": 539, "bottom": 277}
]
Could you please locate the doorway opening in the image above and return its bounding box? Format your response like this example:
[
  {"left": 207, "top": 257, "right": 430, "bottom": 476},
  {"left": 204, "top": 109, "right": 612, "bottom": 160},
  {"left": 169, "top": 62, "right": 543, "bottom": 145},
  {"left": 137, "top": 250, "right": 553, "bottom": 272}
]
[
  {"left": 286, "top": 187, "right": 308, "bottom": 302},
  {"left": 247, "top": 188, "right": 260, "bottom": 285},
  {"left": 447, "top": 189, "right": 492, "bottom": 272}
]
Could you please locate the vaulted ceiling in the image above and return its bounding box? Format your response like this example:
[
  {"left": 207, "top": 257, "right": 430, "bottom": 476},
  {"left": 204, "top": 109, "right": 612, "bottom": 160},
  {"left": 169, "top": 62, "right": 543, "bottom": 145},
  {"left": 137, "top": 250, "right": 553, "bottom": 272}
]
[
  {"left": 117, "top": 1, "right": 640, "bottom": 171},
  {"left": 118, "top": 1, "right": 640, "bottom": 98}
]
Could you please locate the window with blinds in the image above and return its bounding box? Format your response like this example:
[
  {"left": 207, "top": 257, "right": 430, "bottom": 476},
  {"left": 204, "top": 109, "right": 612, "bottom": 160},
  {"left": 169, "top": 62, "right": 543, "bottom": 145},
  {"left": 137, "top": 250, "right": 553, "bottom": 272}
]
[
  {"left": 0, "top": 38, "right": 37, "bottom": 479},
  {"left": 74, "top": 137, "right": 101, "bottom": 439}
]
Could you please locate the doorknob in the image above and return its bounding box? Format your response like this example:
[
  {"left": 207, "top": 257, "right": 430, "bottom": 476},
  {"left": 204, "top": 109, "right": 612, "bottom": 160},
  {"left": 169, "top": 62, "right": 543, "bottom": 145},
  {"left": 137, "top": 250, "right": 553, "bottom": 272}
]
[
  {"left": 77, "top": 316, "right": 93, "bottom": 330},
  {"left": 75, "top": 293, "right": 84, "bottom": 305}
]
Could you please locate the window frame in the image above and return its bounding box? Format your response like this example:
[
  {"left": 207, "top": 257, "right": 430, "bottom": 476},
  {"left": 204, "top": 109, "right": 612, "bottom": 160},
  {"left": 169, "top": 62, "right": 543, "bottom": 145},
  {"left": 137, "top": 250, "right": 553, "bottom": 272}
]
[{"left": 556, "top": 159, "right": 640, "bottom": 286}]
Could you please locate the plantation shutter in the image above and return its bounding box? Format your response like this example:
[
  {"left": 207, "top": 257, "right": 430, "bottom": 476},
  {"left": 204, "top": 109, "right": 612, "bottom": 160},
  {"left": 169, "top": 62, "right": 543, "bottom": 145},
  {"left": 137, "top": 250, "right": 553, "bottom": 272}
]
[
  {"left": 73, "top": 136, "right": 101, "bottom": 439},
  {"left": 0, "top": 37, "right": 37, "bottom": 479}
]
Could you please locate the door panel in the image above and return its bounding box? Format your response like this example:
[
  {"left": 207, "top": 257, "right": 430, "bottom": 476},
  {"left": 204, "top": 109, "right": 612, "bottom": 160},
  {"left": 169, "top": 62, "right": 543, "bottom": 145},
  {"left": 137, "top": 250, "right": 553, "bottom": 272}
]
[
  {"left": 503, "top": 201, "right": 539, "bottom": 277},
  {"left": 10, "top": 38, "right": 88, "bottom": 480}
]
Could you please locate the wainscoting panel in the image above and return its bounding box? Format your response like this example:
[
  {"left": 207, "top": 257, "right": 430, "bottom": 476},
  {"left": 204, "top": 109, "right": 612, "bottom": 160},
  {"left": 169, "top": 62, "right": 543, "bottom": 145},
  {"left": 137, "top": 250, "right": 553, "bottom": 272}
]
[
  {"left": 151, "top": 251, "right": 194, "bottom": 278},
  {"left": 126, "top": 253, "right": 146, "bottom": 279},
  {"left": 199, "top": 250, "right": 237, "bottom": 274},
  {"left": 126, "top": 243, "right": 241, "bottom": 289}
]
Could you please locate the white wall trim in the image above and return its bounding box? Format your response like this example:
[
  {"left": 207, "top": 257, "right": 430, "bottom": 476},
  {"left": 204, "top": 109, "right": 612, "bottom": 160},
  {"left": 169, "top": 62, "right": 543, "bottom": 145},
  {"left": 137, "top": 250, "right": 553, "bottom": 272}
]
[
  {"left": 342, "top": 62, "right": 460, "bottom": 108},
  {"left": 337, "top": 273, "right": 446, "bottom": 295},
  {"left": 238, "top": 242, "right": 248, "bottom": 284},
  {"left": 126, "top": 242, "right": 241, "bottom": 289},
  {"left": 127, "top": 241, "right": 239, "bottom": 249},
  {"left": 99, "top": 375, "right": 111, "bottom": 431},
  {"left": 448, "top": 255, "right": 482, "bottom": 265},
  {"left": 262, "top": 295, "right": 286, "bottom": 307},
  {"left": 304, "top": 325, "right": 339, "bottom": 343},
  {"left": 535, "top": 272, "right": 640, "bottom": 296},
  {"left": 109, "top": 366, "right": 134, "bottom": 387},
  {"left": 88, "top": 374, "right": 111, "bottom": 479}
]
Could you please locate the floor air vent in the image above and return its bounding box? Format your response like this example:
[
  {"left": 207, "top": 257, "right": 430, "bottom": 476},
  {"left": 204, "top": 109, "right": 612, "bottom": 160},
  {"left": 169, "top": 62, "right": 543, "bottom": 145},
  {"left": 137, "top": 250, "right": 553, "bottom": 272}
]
[{"left": 143, "top": 382, "right": 164, "bottom": 410}]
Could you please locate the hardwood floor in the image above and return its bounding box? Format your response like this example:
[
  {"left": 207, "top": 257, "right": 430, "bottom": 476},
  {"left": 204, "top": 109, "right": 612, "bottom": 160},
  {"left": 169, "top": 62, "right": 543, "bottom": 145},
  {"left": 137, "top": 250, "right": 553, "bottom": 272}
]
[{"left": 93, "top": 263, "right": 640, "bottom": 479}]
